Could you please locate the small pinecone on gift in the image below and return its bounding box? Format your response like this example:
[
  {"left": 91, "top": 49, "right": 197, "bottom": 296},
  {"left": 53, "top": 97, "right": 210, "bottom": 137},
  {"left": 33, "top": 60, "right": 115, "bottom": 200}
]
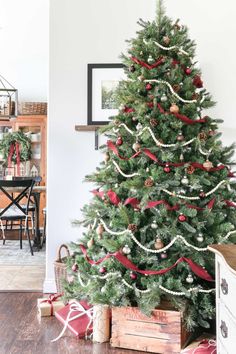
[
  {"left": 150, "top": 118, "right": 158, "bottom": 127},
  {"left": 128, "top": 224, "right": 138, "bottom": 233},
  {"left": 144, "top": 177, "right": 154, "bottom": 187}
]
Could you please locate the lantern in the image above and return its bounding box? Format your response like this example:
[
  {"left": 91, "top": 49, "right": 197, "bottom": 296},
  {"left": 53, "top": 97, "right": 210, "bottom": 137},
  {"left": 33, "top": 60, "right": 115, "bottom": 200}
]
[{"left": 0, "top": 74, "right": 18, "bottom": 119}]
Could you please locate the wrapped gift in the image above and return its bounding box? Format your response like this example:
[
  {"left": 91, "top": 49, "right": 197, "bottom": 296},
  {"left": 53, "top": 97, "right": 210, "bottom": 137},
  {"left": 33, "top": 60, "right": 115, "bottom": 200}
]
[
  {"left": 52, "top": 300, "right": 93, "bottom": 342},
  {"left": 37, "top": 294, "right": 64, "bottom": 317},
  {"left": 181, "top": 338, "right": 216, "bottom": 354}
]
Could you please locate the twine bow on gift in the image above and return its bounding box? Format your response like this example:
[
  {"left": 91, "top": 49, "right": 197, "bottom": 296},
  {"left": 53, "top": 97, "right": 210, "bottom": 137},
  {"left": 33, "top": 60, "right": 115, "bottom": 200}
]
[
  {"left": 51, "top": 301, "right": 93, "bottom": 342},
  {"left": 40, "top": 293, "right": 62, "bottom": 316}
]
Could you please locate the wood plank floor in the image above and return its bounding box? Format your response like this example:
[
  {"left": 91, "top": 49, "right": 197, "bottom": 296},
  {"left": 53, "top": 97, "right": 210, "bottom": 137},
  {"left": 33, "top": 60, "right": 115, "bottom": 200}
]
[{"left": 0, "top": 293, "right": 145, "bottom": 354}]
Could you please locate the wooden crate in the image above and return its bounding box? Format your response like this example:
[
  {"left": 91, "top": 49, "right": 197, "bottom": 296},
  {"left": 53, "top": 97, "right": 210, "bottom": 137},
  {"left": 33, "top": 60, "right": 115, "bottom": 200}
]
[{"left": 111, "top": 306, "right": 189, "bottom": 354}]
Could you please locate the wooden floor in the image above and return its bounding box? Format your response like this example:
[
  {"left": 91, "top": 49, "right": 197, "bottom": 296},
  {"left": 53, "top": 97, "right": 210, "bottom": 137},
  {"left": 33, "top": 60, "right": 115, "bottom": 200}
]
[{"left": 0, "top": 293, "right": 145, "bottom": 354}]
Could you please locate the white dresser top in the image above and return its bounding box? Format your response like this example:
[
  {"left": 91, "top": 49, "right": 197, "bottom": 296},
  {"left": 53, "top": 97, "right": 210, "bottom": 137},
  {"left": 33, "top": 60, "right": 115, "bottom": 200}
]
[{"left": 208, "top": 244, "right": 236, "bottom": 276}]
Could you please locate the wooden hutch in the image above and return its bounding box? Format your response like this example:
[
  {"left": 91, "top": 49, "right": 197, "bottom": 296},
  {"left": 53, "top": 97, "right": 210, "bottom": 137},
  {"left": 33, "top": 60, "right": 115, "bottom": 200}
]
[{"left": 0, "top": 115, "right": 47, "bottom": 227}]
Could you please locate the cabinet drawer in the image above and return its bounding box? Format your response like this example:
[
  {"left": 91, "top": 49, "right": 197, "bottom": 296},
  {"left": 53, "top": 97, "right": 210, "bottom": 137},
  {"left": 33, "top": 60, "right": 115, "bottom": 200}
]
[
  {"left": 218, "top": 302, "right": 236, "bottom": 353},
  {"left": 218, "top": 259, "right": 236, "bottom": 320},
  {"left": 218, "top": 340, "right": 229, "bottom": 354}
]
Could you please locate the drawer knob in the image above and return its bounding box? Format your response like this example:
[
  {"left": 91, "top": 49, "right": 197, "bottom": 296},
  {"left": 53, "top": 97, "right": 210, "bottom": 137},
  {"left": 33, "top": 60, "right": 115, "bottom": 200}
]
[
  {"left": 221, "top": 278, "right": 228, "bottom": 295},
  {"left": 220, "top": 320, "right": 228, "bottom": 338}
]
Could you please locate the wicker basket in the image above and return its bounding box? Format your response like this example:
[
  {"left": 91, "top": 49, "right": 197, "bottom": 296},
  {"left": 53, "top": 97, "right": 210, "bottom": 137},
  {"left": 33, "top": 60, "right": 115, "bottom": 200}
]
[
  {"left": 18, "top": 102, "right": 47, "bottom": 115},
  {"left": 54, "top": 244, "right": 70, "bottom": 293}
]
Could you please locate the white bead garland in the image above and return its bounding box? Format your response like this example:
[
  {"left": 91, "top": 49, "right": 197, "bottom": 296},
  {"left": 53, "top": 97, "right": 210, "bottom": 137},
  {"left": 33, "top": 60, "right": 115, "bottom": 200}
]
[
  {"left": 78, "top": 272, "right": 215, "bottom": 296},
  {"left": 115, "top": 123, "right": 197, "bottom": 148},
  {"left": 143, "top": 39, "right": 190, "bottom": 57},
  {"left": 144, "top": 79, "right": 197, "bottom": 104},
  {"left": 112, "top": 160, "right": 140, "bottom": 178},
  {"left": 130, "top": 233, "right": 209, "bottom": 253},
  {"left": 100, "top": 218, "right": 129, "bottom": 236},
  {"left": 199, "top": 146, "right": 213, "bottom": 157},
  {"left": 221, "top": 230, "right": 236, "bottom": 242},
  {"left": 159, "top": 285, "right": 215, "bottom": 296},
  {"left": 162, "top": 180, "right": 226, "bottom": 200}
]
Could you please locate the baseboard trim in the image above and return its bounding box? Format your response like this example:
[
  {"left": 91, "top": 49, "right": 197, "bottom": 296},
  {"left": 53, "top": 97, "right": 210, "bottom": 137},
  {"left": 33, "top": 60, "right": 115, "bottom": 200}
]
[{"left": 43, "top": 278, "right": 57, "bottom": 293}]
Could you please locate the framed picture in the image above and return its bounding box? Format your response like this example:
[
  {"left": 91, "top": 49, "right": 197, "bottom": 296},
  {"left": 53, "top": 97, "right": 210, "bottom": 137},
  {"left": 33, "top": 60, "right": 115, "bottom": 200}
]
[{"left": 87, "top": 63, "right": 125, "bottom": 125}]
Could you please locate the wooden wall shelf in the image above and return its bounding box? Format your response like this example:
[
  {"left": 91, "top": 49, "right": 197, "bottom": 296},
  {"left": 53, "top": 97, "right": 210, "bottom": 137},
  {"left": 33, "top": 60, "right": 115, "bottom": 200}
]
[
  {"left": 75, "top": 124, "right": 106, "bottom": 149},
  {"left": 75, "top": 125, "right": 103, "bottom": 131}
]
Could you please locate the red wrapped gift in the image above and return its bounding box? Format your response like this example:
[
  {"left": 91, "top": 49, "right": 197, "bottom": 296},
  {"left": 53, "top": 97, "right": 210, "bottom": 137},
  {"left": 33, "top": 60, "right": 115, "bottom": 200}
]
[
  {"left": 52, "top": 300, "right": 93, "bottom": 342},
  {"left": 181, "top": 339, "right": 216, "bottom": 354}
]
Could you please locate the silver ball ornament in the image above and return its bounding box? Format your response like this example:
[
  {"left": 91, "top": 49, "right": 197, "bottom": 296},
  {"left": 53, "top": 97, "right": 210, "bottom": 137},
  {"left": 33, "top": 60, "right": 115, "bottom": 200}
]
[
  {"left": 147, "top": 55, "right": 154, "bottom": 64},
  {"left": 186, "top": 274, "right": 194, "bottom": 284},
  {"left": 197, "top": 233, "right": 204, "bottom": 242},
  {"left": 161, "top": 94, "right": 167, "bottom": 102},
  {"left": 122, "top": 245, "right": 131, "bottom": 255},
  {"left": 136, "top": 123, "right": 143, "bottom": 131},
  {"left": 151, "top": 221, "right": 158, "bottom": 229},
  {"left": 181, "top": 176, "right": 189, "bottom": 185}
]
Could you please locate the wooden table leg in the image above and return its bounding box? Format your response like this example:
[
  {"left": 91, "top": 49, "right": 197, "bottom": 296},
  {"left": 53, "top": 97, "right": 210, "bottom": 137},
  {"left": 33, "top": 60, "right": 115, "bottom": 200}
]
[{"left": 32, "top": 192, "right": 41, "bottom": 250}]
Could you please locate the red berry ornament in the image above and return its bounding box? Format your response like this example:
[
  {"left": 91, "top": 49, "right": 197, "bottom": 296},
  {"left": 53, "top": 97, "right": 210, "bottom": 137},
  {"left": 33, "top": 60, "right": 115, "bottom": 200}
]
[
  {"left": 130, "top": 272, "right": 137, "bottom": 280},
  {"left": 72, "top": 263, "right": 78, "bottom": 272},
  {"left": 185, "top": 67, "right": 192, "bottom": 75},
  {"left": 116, "top": 136, "right": 123, "bottom": 146},
  {"left": 160, "top": 252, "right": 168, "bottom": 259},
  {"left": 146, "top": 83, "right": 152, "bottom": 91},
  {"left": 199, "top": 190, "right": 206, "bottom": 199},
  {"left": 178, "top": 213, "right": 187, "bottom": 222},
  {"left": 99, "top": 266, "right": 107, "bottom": 274},
  {"left": 164, "top": 164, "right": 171, "bottom": 173}
]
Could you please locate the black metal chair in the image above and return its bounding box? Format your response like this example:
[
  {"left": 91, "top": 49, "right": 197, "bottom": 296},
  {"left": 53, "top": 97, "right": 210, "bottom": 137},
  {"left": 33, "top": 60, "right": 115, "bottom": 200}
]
[{"left": 0, "top": 179, "right": 35, "bottom": 255}]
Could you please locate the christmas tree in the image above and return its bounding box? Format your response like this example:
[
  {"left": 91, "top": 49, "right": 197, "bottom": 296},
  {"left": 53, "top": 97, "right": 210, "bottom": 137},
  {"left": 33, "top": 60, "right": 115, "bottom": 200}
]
[{"left": 65, "top": 1, "right": 236, "bottom": 330}]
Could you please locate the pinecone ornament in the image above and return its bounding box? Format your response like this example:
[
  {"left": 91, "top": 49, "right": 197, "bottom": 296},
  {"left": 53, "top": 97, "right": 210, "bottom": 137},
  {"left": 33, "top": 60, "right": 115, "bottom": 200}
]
[
  {"left": 198, "top": 132, "right": 207, "bottom": 141},
  {"left": 186, "top": 165, "right": 195, "bottom": 175},
  {"left": 128, "top": 224, "right": 138, "bottom": 233},
  {"left": 173, "top": 84, "right": 181, "bottom": 93},
  {"left": 144, "top": 177, "right": 154, "bottom": 187},
  {"left": 150, "top": 118, "right": 158, "bottom": 127}
]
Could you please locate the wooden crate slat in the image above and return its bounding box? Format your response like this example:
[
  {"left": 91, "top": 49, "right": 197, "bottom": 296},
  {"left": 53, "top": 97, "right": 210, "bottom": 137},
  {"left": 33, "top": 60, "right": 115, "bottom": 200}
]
[
  {"left": 111, "top": 333, "right": 181, "bottom": 354},
  {"left": 112, "top": 306, "right": 182, "bottom": 324},
  {"left": 112, "top": 320, "right": 182, "bottom": 338}
]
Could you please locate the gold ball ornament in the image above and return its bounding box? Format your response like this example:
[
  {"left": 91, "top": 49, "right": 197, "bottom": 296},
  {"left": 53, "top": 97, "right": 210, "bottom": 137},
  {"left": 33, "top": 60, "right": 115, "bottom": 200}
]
[
  {"left": 170, "top": 104, "right": 179, "bottom": 114},
  {"left": 163, "top": 36, "right": 171, "bottom": 45},
  {"left": 132, "top": 142, "right": 141, "bottom": 152},
  {"left": 104, "top": 152, "right": 110, "bottom": 163},
  {"left": 96, "top": 224, "right": 105, "bottom": 239},
  {"left": 87, "top": 238, "right": 94, "bottom": 249},
  {"left": 154, "top": 238, "right": 164, "bottom": 250},
  {"left": 203, "top": 159, "right": 213, "bottom": 171}
]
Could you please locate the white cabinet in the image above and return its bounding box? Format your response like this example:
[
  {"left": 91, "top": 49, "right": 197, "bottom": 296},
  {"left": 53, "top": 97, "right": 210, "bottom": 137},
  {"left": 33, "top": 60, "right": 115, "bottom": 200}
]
[{"left": 208, "top": 245, "right": 236, "bottom": 354}]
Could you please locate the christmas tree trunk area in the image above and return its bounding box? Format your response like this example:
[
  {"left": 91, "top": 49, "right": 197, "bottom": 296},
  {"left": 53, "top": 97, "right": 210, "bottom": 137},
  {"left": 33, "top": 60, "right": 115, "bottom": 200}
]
[{"left": 64, "top": 0, "right": 236, "bottom": 331}]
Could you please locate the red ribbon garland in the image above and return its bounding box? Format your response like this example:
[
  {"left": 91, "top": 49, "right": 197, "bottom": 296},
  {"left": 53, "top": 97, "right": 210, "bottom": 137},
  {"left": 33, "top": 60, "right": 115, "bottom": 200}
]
[
  {"left": 131, "top": 56, "right": 164, "bottom": 70},
  {"left": 93, "top": 191, "right": 236, "bottom": 213},
  {"left": 40, "top": 293, "right": 62, "bottom": 316},
  {"left": 15, "top": 142, "right": 20, "bottom": 176},
  {"left": 107, "top": 140, "right": 231, "bottom": 174},
  {"left": 157, "top": 103, "right": 207, "bottom": 124},
  {"left": 7, "top": 142, "right": 21, "bottom": 176},
  {"left": 7, "top": 143, "right": 15, "bottom": 170},
  {"left": 79, "top": 245, "right": 213, "bottom": 281}
]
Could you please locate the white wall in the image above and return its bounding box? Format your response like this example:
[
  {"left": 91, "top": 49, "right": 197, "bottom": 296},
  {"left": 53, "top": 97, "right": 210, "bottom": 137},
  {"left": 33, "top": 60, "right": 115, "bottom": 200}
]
[
  {"left": 0, "top": 0, "right": 48, "bottom": 101},
  {"left": 46, "top": 0, "right": 236, "bottom": 291}
]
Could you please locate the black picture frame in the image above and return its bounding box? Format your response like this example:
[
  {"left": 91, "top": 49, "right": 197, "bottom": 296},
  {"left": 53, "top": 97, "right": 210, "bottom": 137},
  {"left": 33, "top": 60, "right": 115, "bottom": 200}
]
[{"left": 87, "top": 63, "right": 125, "bottom": 125}]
